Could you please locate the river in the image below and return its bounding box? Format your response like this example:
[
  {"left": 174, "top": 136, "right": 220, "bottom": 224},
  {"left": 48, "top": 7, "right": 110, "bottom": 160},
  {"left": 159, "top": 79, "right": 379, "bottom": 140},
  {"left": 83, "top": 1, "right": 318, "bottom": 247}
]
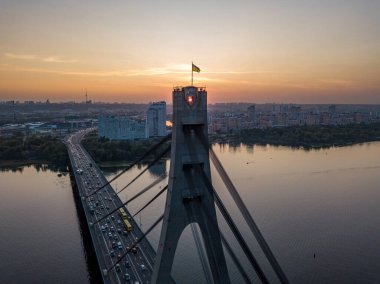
[{"left": 1, "top": 142, "right": 379, "bottom": 283}]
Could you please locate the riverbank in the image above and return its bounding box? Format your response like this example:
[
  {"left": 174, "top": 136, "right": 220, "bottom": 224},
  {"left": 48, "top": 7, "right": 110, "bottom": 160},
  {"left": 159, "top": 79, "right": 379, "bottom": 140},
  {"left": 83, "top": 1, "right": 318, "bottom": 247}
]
[
  {"left": 0, "top": 160, "right": 69, "bottom": 173},
  {"left": 210, "top": 123, "right": 380, "bottom": 149},
  {"left": 0, "top": 134, "right": 69, "bottom": 170},
  {"left": 81, "top": 131, "right": 170, "bottom": 164},
  {"left": 2, "top": 123, "right": 379, "bottom": 167}
]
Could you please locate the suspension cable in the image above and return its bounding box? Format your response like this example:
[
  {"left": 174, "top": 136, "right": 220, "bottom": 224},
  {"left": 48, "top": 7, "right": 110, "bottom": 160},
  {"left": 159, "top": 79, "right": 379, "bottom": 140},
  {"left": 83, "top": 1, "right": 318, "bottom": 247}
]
[
  {"left": 200, "top": 169, "right": 269, "bottom": 284},
  {"left": 91, "top": 177, "right": 165, "bottom": 226},
  {"left": 133, "top": 185, "right": 168, "bottom": 218},
  {"left": 209, "top": 147, "right": 289, "bottom": 284},
  {"left": 197, "top": 131, "right": 288, "bottom": 284},
  {"left": 123, "top": 175, "right": 166, "bottom": 204},
  {"left": 107, "top": 214, "right": 164, "bottom": 272},
  {"left": 86, "top": 133, "right": 171, "bottom": 197},
  {"left": 220, "top": 232, "right": 251, "bottom": 284},
  {"left": 116, "top": 145, "right": 170, "bottom": 195},
  {"left": 190, "top": 221, "right": 214, "bottom": 284}
]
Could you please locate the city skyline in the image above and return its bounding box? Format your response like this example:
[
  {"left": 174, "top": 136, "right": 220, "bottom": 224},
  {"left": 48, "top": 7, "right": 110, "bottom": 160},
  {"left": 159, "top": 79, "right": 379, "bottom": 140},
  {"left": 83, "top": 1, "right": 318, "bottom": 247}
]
[{"left": 0, "top": 0, "right": 379, "bottom": 104}]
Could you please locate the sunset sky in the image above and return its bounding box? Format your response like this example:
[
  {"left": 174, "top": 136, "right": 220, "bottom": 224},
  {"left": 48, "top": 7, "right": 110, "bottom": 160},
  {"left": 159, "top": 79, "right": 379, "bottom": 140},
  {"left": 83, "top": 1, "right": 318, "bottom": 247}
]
[{"left": 0, "top": 0, "right": 379, "bottom": 103}]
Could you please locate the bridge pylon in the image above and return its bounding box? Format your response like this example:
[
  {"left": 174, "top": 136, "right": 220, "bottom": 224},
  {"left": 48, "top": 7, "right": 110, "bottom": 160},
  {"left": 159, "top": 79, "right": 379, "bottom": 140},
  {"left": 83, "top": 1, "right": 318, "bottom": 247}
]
[{"left": 151, "top": 86, "right": 230, "bottom": 284}]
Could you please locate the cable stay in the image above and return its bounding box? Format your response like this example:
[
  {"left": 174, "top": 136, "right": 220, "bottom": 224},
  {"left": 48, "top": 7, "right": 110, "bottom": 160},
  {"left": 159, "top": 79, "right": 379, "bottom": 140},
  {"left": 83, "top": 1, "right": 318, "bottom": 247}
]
[
  {"left": 116, "top": 145, "right": 170, "bottom": 195},
  {"left": 184, "top": 193, "right": 214, "bottom": 284},
  {"left": 190, "top": 223, "right": 214, "bottom": 284},
  {"left": 200, "top": 168, "right": 269, "bottom": 284},
  {"left": 91, "top": 177, "right": 165, "bottom": 227},
  {"left": 196, "top": 131, "right": 288, "bottom": 284},
  {"left": 123, "top": 175, "right": 166, "bottom": 204},
  {"left": 133, "top": 185, "right": 168, "bottom": 218},
  {"left": 209, "top": 147, "right": 289, "bottom": 284},
  {"left": 86, "top": 133, "right": 172, "bottom": 197},
  {"left": 107, "top": 214, "right": 164, "bottom": 272},
  {"left": 220, "top": 232, "right": 251, "bottom": 284}
]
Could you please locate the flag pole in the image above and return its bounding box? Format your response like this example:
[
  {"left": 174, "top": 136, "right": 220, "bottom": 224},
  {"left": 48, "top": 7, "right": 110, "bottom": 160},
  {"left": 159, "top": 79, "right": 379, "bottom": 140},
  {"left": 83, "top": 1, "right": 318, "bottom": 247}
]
[{"left": 191, "top": 61, "right": 193, "bottom": 86}]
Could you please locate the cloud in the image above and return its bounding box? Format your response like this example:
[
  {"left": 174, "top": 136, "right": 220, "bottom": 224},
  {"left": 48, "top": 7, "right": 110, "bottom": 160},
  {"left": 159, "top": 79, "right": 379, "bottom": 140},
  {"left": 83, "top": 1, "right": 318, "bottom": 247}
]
[
  {"left": 4, "top": 52, "right": 76, "bottom": 63},
  {"left": 43, "top": 56, "right": 77, "bottom": 63},
  {"left": 319, "top": 79, "right": 354, "bottom": 87},
  {"left": 5, "top": 53, "right": 37, "bottom": 60}
]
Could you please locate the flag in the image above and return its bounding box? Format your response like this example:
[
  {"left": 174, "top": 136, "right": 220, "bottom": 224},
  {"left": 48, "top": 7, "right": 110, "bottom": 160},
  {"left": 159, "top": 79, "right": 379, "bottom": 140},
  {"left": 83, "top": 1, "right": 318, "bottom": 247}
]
[{"left": 192, "top": 63, "right": 200, "bottom": 73}]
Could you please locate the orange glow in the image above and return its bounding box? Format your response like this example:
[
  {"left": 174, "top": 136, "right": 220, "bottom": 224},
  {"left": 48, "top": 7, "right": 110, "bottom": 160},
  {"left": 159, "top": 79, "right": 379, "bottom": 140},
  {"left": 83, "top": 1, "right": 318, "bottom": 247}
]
[
  {"left": 0, "top": 1, "right": 379, "bottom": 103},
  {"left": 186, "top": 95, "right": 194, "bottom": 105}
]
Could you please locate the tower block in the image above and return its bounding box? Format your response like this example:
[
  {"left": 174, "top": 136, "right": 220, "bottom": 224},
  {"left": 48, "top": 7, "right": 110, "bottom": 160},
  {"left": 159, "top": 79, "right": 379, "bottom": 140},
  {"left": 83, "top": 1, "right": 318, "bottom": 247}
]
[{"left": 151, "top": 86, "right": 230, "bottom": 283}]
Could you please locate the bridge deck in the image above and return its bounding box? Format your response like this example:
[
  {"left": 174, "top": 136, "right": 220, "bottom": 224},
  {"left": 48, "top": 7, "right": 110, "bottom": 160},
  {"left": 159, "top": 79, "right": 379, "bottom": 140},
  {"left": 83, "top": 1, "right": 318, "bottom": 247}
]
[{"left": 66, "top": 129, "right": 157, "bottom": 284}]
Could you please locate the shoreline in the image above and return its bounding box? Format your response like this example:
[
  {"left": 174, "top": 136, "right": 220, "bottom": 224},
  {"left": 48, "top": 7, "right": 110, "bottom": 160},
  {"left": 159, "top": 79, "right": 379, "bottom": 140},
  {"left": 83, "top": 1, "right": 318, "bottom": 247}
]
[
  {"left": 210, "top": 137, "right": 380, "bottom": 150},
  {"left": 2, "top": 139, "right": 379, "bottom": 168},
  {"left": 0, "top": 160, "right": 68, "bottom": 171}
]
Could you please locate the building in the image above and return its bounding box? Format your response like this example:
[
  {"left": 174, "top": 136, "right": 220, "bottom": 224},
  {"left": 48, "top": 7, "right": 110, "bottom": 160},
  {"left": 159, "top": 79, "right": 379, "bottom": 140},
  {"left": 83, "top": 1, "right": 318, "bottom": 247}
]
[
  {"left": 146, "top": 101, "right": 166, "bottom": 137},
  {"left": 98, "top": 115, "right": 145, "bottom": 140},
  {"left": 247, "top": 104, "right": 256, "bottom": 122}
]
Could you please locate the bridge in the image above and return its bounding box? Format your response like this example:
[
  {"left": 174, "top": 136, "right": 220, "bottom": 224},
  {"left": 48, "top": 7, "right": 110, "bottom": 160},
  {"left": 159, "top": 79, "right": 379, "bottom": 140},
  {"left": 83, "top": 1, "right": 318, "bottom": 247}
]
[{"left": 66, "top": 86, "right": 289, "bottom": 283}]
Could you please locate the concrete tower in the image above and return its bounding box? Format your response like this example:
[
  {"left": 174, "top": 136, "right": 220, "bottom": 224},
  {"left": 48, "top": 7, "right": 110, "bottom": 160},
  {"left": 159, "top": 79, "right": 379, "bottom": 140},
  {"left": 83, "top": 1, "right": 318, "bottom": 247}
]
[{"left": 151, "top": 86, "right": 230, "bottom": 283}]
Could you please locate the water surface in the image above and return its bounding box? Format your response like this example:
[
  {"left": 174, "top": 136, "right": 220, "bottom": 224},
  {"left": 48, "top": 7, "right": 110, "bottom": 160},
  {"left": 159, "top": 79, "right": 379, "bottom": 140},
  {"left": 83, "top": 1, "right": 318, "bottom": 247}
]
[
  {"left": 1, "top": 141, "right": 379, "bottom": 283},
  {"left": 108, "top": 142, "right": 380, "bottom": 283},
  {"left": 0, "top": 166, "right": 93, "bottom": 284}
]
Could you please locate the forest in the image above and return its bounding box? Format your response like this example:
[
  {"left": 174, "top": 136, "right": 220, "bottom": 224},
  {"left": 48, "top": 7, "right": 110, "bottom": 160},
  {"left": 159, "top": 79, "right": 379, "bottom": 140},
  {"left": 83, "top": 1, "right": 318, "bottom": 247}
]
[
  {"left": 0, "top": 133, "right": 69, "bottom": 167},
  {"left": 226, "top": 123, "right": 380, "bottom": 148},
  {"left": 81, "top": 132, "right": 169, "bottom": 163}
]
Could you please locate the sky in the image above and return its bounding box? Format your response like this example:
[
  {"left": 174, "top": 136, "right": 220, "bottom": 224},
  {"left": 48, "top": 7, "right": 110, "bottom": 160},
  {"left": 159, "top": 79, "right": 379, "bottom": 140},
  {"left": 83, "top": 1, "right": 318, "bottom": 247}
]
[{"left": 0, "top": 0, "right": 379, "bottom": 104}]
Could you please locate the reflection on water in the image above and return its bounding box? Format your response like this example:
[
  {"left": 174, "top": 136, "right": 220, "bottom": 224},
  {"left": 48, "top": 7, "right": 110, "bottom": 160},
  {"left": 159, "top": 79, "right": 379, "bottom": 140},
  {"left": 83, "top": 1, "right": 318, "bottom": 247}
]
[
  {"left": 107, "top": 142, "right": 380, "bottom": 284},
  {"left": 148, "top": 161, "right": 167, "bottom": 177},
  {"left": 1, "top": 142, "right": 379, "bottom": 283},
  {"left": 100, "top": 159, "right": 168, "bottom": 178},
  {"left": 0, "top": 165, "right": 92, "bottom": 284},
  {"left": 0, "top": 163, "right": 68, "bottom": 173}
]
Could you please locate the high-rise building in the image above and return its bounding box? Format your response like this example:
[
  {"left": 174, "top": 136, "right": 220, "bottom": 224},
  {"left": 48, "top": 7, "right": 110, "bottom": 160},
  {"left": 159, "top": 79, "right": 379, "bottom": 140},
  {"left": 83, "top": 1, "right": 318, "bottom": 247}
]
[
  {"left": 146, "top": 101, "right": 166, "bottom": 137},
  {"left": 247, "top": 104, "right": 256, "bottom": 122},
  {"left": 98, "top": 115, "right": 145, "bottom": 140}
]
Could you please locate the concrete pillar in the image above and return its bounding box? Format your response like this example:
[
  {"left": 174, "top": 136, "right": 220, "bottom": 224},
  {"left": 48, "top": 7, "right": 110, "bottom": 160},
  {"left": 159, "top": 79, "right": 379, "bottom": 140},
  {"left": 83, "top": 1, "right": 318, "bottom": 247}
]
[{"left": 151, "top": 86, "right": 230, "bottom": 284}]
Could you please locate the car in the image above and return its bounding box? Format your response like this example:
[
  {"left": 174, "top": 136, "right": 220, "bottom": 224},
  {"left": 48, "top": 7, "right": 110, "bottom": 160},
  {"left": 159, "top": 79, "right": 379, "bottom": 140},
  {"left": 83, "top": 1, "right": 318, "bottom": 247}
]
[
  {"left": 112, "top": 241, "right": 117, "bottom": 248},
  {"left": 117, "top": 242, "right": 123, "bottom": 250},
  {"left": 125, "top": 261, "right": 131, "bottom": 268},
  {"left": 116, "top": 264, "right": 121, "bottom": 272},
  {"left": 118, "top": 228, "right": 122, "bottom": 234},
  {"left": 110, "top": 250, "right": 115, "bottom": 257},
  {"left": 131, "top": 247, "right": 137, "bottom": 254},
  {"left": 141, "top": 264, "right": 146, "bottom": 271},
  {"left": 124, "top": 273, "right": 131, "bottom": 281},
  {"left": 108, "top": 232, "right": 112, "bottom": 238}
]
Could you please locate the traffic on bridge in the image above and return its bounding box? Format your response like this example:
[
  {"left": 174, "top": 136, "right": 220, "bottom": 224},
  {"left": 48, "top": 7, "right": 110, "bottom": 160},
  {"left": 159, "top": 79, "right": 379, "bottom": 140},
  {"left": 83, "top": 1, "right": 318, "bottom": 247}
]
[
  {"left": 64, "top": 85, "right": 288, "bottom": 284},
  {"left": 66, "top": 129, "right": 156, "bottom": 284}
]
